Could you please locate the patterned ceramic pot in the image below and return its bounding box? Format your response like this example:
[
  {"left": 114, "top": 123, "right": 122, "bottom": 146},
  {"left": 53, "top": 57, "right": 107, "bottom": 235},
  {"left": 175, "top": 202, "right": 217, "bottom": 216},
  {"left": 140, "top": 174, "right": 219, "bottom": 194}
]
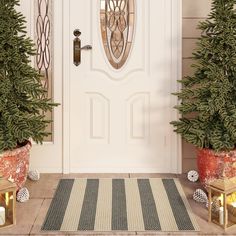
[
  {"left": 197, "top": 148, "right": 236, "bottom": 187},
  {"left": 0, "top": 141, "right": 31, "bottom": 190}
]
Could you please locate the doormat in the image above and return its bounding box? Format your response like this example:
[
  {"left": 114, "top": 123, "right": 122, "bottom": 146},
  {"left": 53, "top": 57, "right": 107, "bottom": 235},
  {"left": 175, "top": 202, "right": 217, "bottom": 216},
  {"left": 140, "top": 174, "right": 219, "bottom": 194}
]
[{"left": 42, "top": 178, "right": 199, "bottom": 232}]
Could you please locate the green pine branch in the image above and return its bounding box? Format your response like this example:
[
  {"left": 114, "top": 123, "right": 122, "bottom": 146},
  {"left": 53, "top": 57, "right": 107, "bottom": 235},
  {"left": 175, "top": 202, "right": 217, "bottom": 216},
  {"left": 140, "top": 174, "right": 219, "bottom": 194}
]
[
  {"left": 171, "top": 0, "right": 236, "bottom": 151},
  {"left": 0, "top": 0, "right": 58, "bottom": 152}
]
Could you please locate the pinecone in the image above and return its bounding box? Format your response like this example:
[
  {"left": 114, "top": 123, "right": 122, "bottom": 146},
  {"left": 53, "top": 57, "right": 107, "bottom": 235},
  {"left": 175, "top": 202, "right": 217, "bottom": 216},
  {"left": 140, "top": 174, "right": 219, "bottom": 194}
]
[
  {"left": 17, "top": 187, "right": 30, "bottom": 203},
  {"left": 193, "top": 189, "right": 208, "bottom": 204}
]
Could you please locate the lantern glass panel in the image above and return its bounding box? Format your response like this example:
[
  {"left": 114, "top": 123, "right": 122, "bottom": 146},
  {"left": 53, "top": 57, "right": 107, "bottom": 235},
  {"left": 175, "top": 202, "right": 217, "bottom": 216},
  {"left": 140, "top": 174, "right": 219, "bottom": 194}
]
[
  {"left": 208, "top": 179, "right": 236, "bottom": 229},
  {"left": 0, "top": 191, "right": 14, "bottom": 227}
]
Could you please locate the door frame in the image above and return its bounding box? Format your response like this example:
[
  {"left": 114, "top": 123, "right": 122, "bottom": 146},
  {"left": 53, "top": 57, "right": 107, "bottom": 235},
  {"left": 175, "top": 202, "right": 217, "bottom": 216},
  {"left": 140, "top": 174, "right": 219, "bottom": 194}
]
[{"left": 60, "top": 0, "right": 182, "bottom": 174}]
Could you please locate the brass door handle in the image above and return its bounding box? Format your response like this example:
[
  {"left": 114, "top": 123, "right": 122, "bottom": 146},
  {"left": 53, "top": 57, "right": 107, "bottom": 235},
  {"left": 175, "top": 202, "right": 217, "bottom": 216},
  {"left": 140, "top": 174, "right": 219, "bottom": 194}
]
[
  {"left": 73, "top": 29, "right": 92, "bottom": 66},
  {"left": 81, "top": 45, "right": 92, "bottom": 50}
]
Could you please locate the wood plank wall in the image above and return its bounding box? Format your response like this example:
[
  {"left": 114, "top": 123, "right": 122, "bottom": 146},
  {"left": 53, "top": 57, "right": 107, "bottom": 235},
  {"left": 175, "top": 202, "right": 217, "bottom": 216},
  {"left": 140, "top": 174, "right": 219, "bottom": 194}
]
[{"left": 182, "top": 0, "right": 212, "bottom": 172}]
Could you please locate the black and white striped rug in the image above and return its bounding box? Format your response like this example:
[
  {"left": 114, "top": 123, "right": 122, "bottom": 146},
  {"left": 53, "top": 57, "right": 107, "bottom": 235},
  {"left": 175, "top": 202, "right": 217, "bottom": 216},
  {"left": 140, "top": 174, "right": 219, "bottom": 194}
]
[{"left": 42, "top": 178, "right": 199, "bottom": 232}]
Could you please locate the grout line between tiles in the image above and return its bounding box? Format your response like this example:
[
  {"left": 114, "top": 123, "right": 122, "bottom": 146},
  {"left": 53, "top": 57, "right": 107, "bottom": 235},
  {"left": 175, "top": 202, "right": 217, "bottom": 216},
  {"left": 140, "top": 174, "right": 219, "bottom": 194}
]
[
  {"left": 183, "top": 37, "right": 200, "bottom": 40},
  {"left": 182, "top": 17, "right": 207, "bottom": 20},
  {"left": 29, "top": 198, "right": 45, "bottom": 235}
]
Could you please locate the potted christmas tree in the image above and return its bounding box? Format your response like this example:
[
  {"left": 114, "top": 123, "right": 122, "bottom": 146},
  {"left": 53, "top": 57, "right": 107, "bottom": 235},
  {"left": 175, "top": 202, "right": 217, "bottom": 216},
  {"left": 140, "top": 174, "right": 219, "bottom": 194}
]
[
  {"left": 0, "top": 0, "right": 57, "bottom": 189},
  {"left": 171, "top": 0, "right": 236, "bottom": 185}
]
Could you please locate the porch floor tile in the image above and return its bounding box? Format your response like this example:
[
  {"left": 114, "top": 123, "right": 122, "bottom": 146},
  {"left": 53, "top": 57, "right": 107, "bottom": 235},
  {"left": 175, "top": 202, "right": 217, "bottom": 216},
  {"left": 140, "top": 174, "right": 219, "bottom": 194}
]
[{"left": 0, "top": 174, "right": 235, "bottom": 235}]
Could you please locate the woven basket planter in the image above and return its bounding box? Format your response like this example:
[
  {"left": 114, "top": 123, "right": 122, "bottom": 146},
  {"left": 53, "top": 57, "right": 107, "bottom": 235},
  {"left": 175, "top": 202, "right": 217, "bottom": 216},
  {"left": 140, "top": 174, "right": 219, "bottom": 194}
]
[
  {"left": 197, "top": 148, "right": 236, "bottom": 187},
  {"left": 0, "top": 141, "right": 31, "bottom": 190}
]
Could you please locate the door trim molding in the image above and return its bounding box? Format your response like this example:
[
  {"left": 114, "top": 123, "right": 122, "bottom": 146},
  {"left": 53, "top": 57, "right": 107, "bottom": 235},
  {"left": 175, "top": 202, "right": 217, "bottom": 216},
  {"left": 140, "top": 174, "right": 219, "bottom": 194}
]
[
  {"left": 62, "top": 0, "right": 71, "bottom": 173},
  {"left": 61, "top": 0, "right": 182, "bottom": 174},
  {"left": 170, "top": 0, "right": 182, "bottom": 173}
]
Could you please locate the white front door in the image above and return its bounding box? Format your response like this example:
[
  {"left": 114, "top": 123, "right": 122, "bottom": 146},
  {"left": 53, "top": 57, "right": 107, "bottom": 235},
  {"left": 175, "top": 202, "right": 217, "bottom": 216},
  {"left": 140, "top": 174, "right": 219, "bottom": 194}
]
[{"left": 63, "top": 0, "right": 181, "bottom": 173}]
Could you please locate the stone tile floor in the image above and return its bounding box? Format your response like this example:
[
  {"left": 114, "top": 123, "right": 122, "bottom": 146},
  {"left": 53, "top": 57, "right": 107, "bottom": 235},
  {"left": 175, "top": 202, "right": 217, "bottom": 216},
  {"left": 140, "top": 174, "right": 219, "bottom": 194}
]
[{"left": 0, "top": 174, "right": 236, "bottom": 236}]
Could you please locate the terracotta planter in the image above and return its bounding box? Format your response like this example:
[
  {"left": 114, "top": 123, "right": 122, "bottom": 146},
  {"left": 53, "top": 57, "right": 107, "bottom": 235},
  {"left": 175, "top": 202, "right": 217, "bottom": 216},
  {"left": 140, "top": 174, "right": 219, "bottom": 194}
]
[
  {"left": 0, "top": 141, "right": 31, "bottom": 190},
  {"left": 197, "top": 148, "right": 236, "bottom": 187}
]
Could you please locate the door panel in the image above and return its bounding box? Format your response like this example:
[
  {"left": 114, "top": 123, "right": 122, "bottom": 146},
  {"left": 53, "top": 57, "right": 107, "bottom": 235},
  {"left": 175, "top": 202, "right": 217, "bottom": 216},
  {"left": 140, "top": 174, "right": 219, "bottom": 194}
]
[
  {"left": 66, "top": 0, "right": 180, "bottom": 173},
  {"left": 86, "top": 93, "right": 110, "bottom": 144},
  {"left": 126, "top": 93, "right": 150, "bottom": 144}
]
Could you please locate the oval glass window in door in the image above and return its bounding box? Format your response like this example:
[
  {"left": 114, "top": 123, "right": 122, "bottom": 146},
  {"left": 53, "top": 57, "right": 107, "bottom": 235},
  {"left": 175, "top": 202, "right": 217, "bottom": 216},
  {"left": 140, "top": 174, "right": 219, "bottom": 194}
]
[{"left": 100, "top": 0, "right": 135, "bottom": 69}]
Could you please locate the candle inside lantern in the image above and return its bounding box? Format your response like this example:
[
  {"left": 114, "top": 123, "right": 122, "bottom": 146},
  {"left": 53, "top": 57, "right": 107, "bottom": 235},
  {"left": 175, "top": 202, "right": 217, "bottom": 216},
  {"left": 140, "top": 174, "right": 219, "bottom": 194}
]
[
  {"left": 231, "top": 202, "right": 236, "bottom": 208},
  {"left": 5, "top": 192, "right": 9, "bottom": 206},
  {"left": 218, "top": 194, "right": 223, "bottom": 203},
  {"left": 0, "top": 207, "right": 5, "bottom": 226},
  {"left": 219, "top": 206, "right": 224, "bottom": 225},
  {"left": 218, "top": 199, "right": 228, "bottom": 226}
]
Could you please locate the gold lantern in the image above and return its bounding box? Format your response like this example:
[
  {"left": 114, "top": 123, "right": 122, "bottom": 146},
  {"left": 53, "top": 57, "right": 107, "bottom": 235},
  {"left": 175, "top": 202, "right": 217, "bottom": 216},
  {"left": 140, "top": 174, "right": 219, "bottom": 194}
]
[
  {"left": 208, "top": 177, "right": 236, "bottom": 229},
  {"left": 0, "top": 178, "right": 16, "bottom": 228}
]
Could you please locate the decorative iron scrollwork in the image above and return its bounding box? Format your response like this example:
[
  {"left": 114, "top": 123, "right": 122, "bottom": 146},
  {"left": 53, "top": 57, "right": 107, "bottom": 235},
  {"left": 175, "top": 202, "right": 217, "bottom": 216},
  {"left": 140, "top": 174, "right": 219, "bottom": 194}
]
[{"left": 35, "top": 0, "right": 53, "bottom": 141}]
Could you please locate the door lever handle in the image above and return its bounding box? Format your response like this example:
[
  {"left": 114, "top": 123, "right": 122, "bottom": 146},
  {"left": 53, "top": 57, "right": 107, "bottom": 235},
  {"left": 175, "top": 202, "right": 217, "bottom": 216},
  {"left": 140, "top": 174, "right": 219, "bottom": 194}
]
[
  {"left": 81, "top": 45, "right": 92, "bottom": 50},
  {"left": 73, "top": 29, "right": 92, "bottom": 66}
]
